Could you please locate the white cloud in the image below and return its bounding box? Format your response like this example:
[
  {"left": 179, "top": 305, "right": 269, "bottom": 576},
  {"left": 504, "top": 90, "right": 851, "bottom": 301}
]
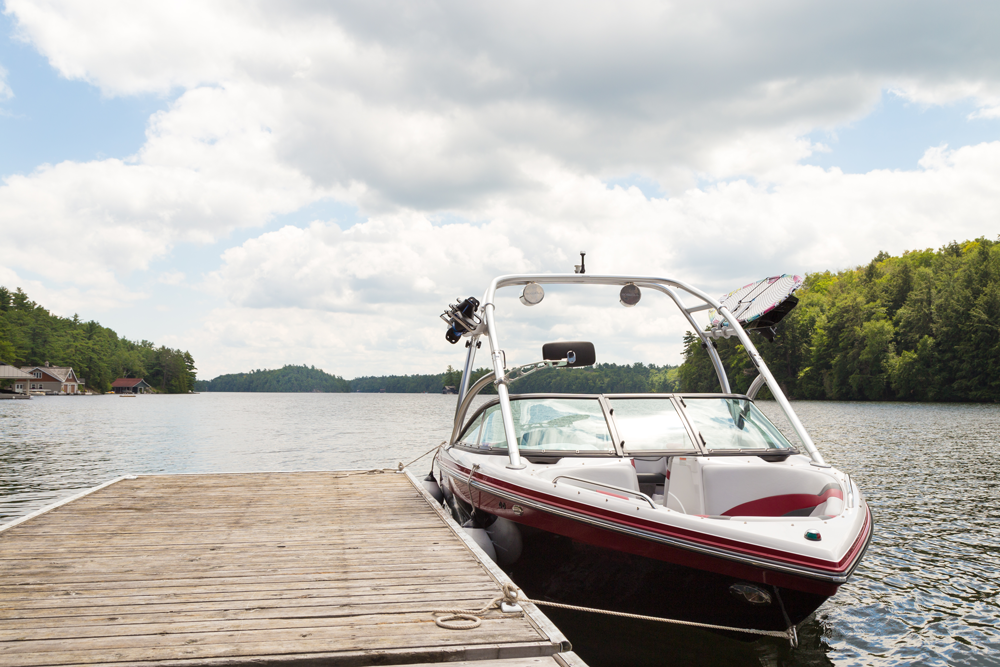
[
  {"left": 158, "top": 271, "right": 185, "bottom": 286},
  {"left": 0, "top": 64, "right": 12, "bottom": 100},
  {"left": 9, "top": 1, "right": 1000, "bottom": 209},
  {"left": 180, "top": 141, "right": 1000, "bottom": 377},
  {"left": 0, "top": 265, "right": 142, "bottom": 317},
  {"left": 0, "top": 81, "right": 328, "bottom": 309},
  {"left": 3, "top": 1, "right": 1000, "bottom": 376}
]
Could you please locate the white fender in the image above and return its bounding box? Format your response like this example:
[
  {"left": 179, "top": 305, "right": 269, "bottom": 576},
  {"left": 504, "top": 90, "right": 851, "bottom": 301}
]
[
  {"left": 461, "top": 523, "right": 498, "bottom": 563},
  {"left": 486, "top": 516, "right": 523, "bottom": 566},
  {"left": 421, "top": 474, "right": 444, "bottom": 503}
]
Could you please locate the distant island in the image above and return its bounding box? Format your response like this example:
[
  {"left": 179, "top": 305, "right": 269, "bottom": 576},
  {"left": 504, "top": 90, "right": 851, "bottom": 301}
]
[{"left": 195, "top": 365, "right": 350, "bottom": 393}]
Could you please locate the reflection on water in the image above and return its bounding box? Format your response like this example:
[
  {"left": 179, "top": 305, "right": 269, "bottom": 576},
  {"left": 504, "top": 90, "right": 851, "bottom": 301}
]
[
  {"left": 759, "top": 402, "right": 1000, "bottom": 667},
  {"left": 2, "top": 395, "right": 999, "bottom": 666},
  {"left": 0, "top": 393, "right": 474, "bottom": 519}
]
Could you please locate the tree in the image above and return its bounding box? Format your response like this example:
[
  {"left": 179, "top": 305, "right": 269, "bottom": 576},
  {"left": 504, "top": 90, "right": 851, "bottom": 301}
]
[{"left": 678, "top": 236, "right": 1000, "bottom": 402}]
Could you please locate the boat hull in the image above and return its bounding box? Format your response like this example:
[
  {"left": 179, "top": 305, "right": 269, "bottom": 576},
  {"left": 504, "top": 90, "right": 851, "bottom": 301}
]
[
  {"left": 508, "top": 528, "right": 828, "bottom": 632},
  {"left": 437, "top": 455, "right": 872, "bottom": 630}
]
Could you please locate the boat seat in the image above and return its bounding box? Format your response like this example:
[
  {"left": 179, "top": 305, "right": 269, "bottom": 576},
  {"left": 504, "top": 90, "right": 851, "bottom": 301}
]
[
  {"left": 719, "top": 483, "right": 844, "bottom": 517},
  {"left": 537, "top": 461, "right": 640, "bottom": 492},
  {"left": 631, "top": 457, "right": 668, "bottom": 485},
  {"left": 702, "top": 462, "right": 844, "bottom": 518}
]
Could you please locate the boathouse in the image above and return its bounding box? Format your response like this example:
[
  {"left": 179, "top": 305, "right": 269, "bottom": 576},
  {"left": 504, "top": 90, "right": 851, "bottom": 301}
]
[
  {"left": 111, "top": 377, "right": 152, "bottom": 394},
  {"left": 20, "top": 362, "right": 83, "bottom": 394},
  {"left": 0, "top": 364, "right": 33, "bottom": 394}
]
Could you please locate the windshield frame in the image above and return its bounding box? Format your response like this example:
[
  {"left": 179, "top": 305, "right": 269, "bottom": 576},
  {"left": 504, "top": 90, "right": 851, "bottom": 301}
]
[
  {"left": 603, "top": 394, "right": 704, "bottom": 456},
  {"left": 452, "top": 392, "right": 800, "bottom": 459},
  {"left": 453, "top": 393, "right": 624, "bottom": 457},
  {"left": 674, "top": 393, "right": 801, "bottom": 455}
]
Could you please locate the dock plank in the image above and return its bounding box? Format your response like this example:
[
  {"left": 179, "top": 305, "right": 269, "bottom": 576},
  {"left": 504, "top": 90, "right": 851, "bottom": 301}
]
[{"left": 0, "top": 472, "right": 575, "bottom": 667}]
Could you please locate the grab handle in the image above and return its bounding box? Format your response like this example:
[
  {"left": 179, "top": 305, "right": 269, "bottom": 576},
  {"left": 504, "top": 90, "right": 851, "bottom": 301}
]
[{"left": 551, "top": 475, "right": 658, "bottom": 509}]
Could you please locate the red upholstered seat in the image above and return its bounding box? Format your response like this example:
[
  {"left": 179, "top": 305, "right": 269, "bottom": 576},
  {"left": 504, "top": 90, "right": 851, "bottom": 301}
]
[{"left": 722, "top": 486, "right": 843, "bottom": 517}]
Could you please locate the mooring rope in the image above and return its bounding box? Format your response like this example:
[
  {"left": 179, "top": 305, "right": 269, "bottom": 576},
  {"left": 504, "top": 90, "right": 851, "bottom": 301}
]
[
  {"left": 327, "top": 468, "right": 389, "bottom": 478},
  {"left": 465, "top": 463, "right": 480, "bottom": 519},
  {"left": 434, "top": 583, "right": 798, "bottom": 646},
  {"left": 398, "top": 441, "right": 446, "bottom": 471}
]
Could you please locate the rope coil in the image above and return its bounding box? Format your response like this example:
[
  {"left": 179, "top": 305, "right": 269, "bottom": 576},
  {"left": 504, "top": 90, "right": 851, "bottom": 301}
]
[
  {"left": 434, "top": 583, "right": 521, "bottom": 630},
  {"left": 433, "top": 583, "right": 797, "bottom": 646}
]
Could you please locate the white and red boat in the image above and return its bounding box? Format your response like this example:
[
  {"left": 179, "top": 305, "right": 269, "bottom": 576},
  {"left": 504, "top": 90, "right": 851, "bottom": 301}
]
[{"left": 431, "top": 269, "right": 872, "bottom": 638}]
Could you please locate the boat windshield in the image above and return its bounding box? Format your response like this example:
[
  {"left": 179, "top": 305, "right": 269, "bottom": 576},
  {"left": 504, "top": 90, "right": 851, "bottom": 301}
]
[
  {"left": 682, "top": 397, "right": 794, "bottom": 450},
  {"left": 607, "top": 398, "right": 694, "bottom": 452},
  {"left": 472, "top": 398, "right": 615, "bottom": 452}
]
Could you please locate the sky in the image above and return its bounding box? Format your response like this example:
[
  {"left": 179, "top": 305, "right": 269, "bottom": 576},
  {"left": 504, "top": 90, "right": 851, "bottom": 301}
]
[{"left": 1, "top": 1, "right": 999, "bottom": 380}]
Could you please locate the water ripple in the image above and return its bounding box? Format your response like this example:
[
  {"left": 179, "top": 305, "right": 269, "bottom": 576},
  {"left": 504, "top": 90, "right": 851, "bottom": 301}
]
[
  {"left": 761, "top": 401, "right": 1000, "bottom": 667},
  {"left": 2, "top": 395, "right": 999, "bottom": 665}
]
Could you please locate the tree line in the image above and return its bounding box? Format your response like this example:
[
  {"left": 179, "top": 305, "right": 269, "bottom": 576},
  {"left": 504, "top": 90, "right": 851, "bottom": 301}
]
[
  {"left": 678, "top": 237, "right": 1000, "bottom": 401},
  {"left": 350, "top": 363, "right": 678, "bottom": 394},
  {"left": 0, "top": 287, "right": 197, "bottom": 394}
]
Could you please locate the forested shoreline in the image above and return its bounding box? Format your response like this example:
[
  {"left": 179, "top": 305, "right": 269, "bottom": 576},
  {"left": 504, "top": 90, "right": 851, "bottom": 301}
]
[
  {"left": 679, "top": 237, "right": 1000, "bottom": 401},
  {"left": 0, "top": 287, "right": 197, "bottom": 394},
  {"left": 194, "top": 363, "right": 677, "bottom": 394},
  {"left": 12, "top": 237, "right": 996, "bottom": 401},
  {"left": 349, "top": 363, "right": 678, "bottom": 394}
]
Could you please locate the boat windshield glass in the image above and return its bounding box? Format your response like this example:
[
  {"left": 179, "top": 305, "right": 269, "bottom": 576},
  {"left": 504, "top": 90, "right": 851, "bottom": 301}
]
[
  {"left": 682, "top": 398, "right": 794, "bottom": 450},
  {"left": 477, "top": 398, "right": 614, "bottom": 452},
  {"left": 608, "top": 398, "right": 694, "bottom": 452}
]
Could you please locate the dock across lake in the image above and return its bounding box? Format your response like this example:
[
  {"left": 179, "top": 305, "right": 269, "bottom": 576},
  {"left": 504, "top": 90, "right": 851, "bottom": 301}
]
[{"left": 0, "top": 470, "right": 583, "bottom": 667}]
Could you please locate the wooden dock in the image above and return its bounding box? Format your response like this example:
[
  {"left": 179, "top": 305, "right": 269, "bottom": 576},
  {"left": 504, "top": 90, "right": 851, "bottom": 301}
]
[{"left": 0, "top": 471, "right": 583, "bottom": 667}]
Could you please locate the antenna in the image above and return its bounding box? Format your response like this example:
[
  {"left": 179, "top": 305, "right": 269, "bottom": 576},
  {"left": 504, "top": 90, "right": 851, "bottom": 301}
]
[{"left": 574, "top": 251, "right": 586, "bottom": 274}]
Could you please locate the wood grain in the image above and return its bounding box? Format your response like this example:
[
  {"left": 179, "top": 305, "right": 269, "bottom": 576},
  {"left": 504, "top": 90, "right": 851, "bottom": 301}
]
[{"left": 0, "top": 472, "right": 567, "bottom": 667}]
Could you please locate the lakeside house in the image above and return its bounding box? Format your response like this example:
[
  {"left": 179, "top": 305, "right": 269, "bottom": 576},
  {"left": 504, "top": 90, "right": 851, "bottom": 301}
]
[
  {"left": 20, "top": 362, "right": 84, "bottom": 394},
  {"left": 112, "top": 378, "right": 151, "bottom": 395},
  {"left": 0, "top": 364, "right": 34, "bottom": 394}
]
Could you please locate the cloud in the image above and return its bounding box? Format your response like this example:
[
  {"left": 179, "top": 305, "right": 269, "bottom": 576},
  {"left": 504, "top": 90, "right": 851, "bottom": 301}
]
[
  {"left": 8, "top": 1, "right": 1000, "bottom": 210},
  {"left": 0, "top": 63, "right": 12, "bottom": 100},
  {"left": 210, "top": 144, "right": 1000, "bottom": 308},
  {"left": 0, "top": 265, "right": 142, "bottom": 317},
  {"left": 4, "top": 1, "right": 1000, "bottom": 375},
  {"left": 158, "top": 270, "right": 186, "bottom": 286},
  {"left": 0, "top": 81, "right": 327, "bottom": 307},
  {"left": 183, "top": 141, "right": 1000, "bottom": 377}
]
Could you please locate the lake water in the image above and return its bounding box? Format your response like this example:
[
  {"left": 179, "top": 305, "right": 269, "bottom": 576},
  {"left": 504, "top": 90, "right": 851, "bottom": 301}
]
[{"left": 1, "top": 393, "right": 998, "bottom": 667}]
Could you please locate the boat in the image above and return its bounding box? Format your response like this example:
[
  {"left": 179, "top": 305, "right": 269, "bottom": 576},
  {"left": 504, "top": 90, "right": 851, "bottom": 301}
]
[{"left": 430, "top": 268, "right": 872, "bottom": 640}]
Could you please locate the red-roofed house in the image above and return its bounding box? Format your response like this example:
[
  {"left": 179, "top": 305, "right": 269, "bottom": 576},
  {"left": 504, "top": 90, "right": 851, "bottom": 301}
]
[
  {"left": 112, "top": 378, "right": 152, "bottom": 394},
  {"left": 21, "top": 363, "right": 83, "bottom": 394}
]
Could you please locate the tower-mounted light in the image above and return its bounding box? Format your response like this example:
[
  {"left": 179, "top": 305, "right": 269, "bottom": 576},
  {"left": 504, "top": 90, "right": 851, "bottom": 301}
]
[
  {"left": 620, "top": 283, "right": 641, "bottom": 307},
  {"left": 519, "top": 283, "right": 544, "bottom": 306}
]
